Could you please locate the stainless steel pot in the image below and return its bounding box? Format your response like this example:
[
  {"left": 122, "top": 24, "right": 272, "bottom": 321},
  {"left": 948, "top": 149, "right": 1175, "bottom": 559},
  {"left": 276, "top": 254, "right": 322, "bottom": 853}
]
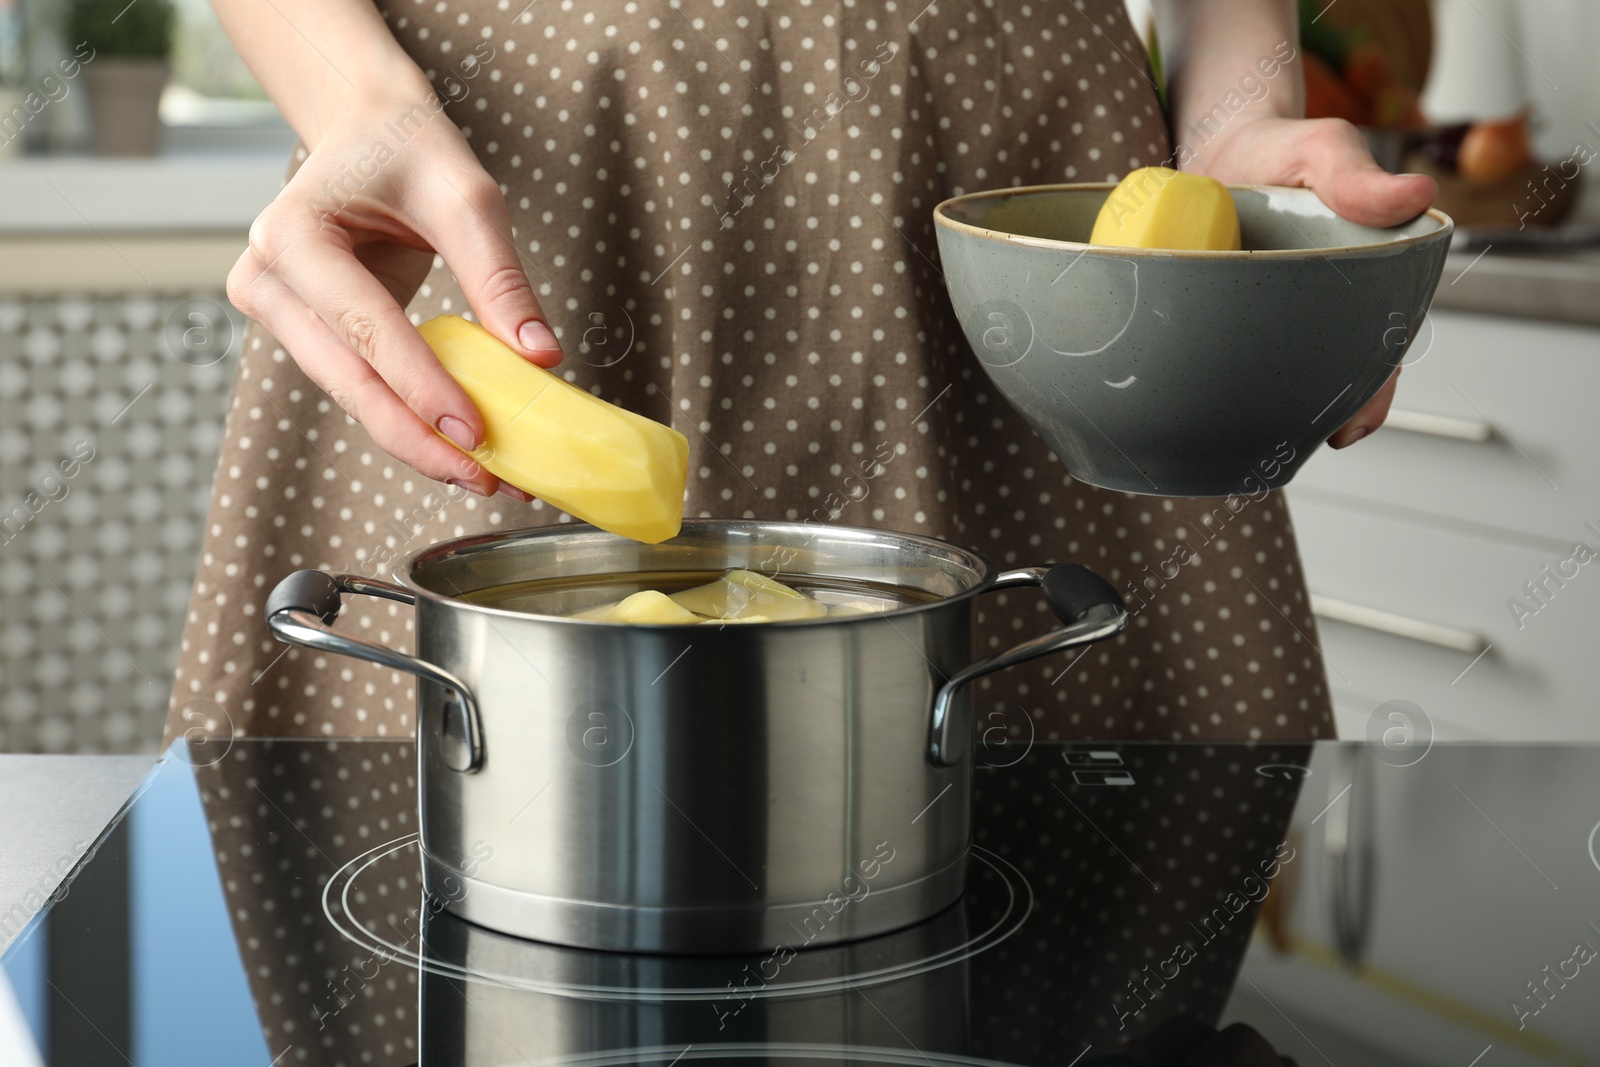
[{"left": 265, "top": 521, "right": 1125, "bottom": 952}]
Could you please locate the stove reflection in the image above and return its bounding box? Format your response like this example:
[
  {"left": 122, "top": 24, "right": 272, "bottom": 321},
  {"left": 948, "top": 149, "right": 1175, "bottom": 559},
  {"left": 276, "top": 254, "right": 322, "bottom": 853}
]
[{"left": 417, "top": 902, "right": 971, "bottom": 1062}]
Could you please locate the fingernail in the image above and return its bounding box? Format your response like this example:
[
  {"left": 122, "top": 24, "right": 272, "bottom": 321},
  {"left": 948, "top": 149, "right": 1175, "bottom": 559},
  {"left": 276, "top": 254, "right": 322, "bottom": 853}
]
[
  {"left": 1333, "top": 426, "right": 1370, "bottom": 450},
  {"left": 518, "top": 319, "right": 561, "bottom": 353},
  {"left": 438, "top": 415, "right": 478, "bottom": 452},
  {"left": 497, "top": 484, "right": 534, "bottom": 502},
  {"left": 447, "top": 478, "right": 491, "bottom": 497}
]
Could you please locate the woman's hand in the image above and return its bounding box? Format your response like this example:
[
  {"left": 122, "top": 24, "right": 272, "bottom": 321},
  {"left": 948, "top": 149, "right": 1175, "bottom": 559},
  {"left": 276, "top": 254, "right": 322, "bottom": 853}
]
[
  {"left": 226, "top": 75, "right": 561, "bottom": 499},
  {"left": 1185, "top": 115, "right": 1437, "bottom": 449},
  {"left": 1154, "top": 0, "right": 1438, "bottom": 449}
]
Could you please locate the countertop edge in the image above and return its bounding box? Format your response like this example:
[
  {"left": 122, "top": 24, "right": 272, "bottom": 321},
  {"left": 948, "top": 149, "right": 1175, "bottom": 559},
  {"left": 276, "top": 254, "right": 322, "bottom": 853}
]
[
  {"left": 0, "top": 754, "right": 157, "bottom": 957},
  {"left": 1431, "top": 249, "right": 1600, "bottom": 329},
  {"left": 0, "top": 155, "right": 285, "bottom": 234}
]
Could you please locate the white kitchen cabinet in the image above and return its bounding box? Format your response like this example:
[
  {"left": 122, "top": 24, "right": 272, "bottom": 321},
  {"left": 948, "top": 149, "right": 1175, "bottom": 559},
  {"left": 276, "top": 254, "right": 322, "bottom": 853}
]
[
  {"left": 1222, "top": 745, "right": 1600, "bottom": 1066},
  {"left": 1291, "top": 310, "right": 1599, "bottom": 545},
  {"left": 1286, "top": 308, "right": 1600, "bottom": 741},
  {"left": 1290, "top": 497, "right": 1600, "bottom": 741}
]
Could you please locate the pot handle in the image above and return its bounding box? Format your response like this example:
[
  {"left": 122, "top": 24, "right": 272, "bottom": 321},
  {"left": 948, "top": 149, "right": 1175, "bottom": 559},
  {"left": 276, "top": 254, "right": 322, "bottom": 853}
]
[
  {"left": 264, "top": 569, "right": 485, "bottom": 773},
  {"left": 927, "top": 564, "right": 1127, "bottom": 767}
]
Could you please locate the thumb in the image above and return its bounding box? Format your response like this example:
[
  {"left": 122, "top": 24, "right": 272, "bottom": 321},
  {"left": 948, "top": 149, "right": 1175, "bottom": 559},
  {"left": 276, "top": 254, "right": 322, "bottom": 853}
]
[
  {"left": 1298, "top": 120, "right": 1438, "bottom": 228},
  {"left": 419, "top": 176, "right": 565, "bottom": 368}
]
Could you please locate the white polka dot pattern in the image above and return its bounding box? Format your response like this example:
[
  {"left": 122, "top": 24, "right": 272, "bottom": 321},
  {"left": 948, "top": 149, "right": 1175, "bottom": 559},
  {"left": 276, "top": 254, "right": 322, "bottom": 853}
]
[{"left": 166, "top": 0, "right": 1330, "bottom": 748}]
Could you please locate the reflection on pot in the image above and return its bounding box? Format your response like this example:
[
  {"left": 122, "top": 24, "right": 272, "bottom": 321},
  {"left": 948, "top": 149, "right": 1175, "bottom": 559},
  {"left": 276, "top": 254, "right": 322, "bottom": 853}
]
[{"left": 417, "top": 902, "right": 972, "bottom": 1063}]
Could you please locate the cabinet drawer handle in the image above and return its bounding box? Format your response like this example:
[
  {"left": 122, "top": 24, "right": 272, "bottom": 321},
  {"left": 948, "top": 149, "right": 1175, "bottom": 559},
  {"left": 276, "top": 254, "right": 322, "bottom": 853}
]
[
  {"left": 1310, "top": 594, "right": 1490, "bottom": 655},
  {"left": 1383, "top": 407, "right": 1495, "bottom": 443}
]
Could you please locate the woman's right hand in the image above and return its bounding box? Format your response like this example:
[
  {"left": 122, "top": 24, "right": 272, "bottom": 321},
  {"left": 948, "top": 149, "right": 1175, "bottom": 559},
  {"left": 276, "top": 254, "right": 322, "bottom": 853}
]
[{"left": 226, "top": 74, "right": 562, "bottom": 500}]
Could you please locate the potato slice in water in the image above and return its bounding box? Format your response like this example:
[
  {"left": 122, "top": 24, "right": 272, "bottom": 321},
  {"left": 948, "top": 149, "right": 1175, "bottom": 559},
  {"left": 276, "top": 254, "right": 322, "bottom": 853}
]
[
  {"left": 670, "top": 568, "right": 827, "bottom": 621},
  {"left": 575, "top": 590, "right": 704, "bottom": 624},
  {"left": 826, "top": 602, "right": 885, "bottom": 617}
]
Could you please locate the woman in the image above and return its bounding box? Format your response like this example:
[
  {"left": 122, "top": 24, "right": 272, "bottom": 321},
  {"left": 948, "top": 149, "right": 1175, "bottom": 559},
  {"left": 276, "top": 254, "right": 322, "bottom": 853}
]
[{"left": 166, "top": 0, "right": 1433, "bottom": 747}]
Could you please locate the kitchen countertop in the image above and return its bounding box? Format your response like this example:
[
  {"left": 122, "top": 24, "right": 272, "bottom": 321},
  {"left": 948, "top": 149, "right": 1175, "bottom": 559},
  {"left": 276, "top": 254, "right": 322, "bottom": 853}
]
[
  {"left": 0, "top": 150, "right": 285, "bottom": 292},
  {"left": 0, "top": 754, "right": 155, "bottom": 955},
  {"left": 1431, "top": 244, "right": 1600, "bottom": 328},
  {"left": 3, "top": 148, "right": 1595, "bottom": 327},
  {"left": 1427, "top": 181, "right": 1600, "bottom": 326},
  {"left": 0, "top": 154, "right": 284, "bottom": 235}
]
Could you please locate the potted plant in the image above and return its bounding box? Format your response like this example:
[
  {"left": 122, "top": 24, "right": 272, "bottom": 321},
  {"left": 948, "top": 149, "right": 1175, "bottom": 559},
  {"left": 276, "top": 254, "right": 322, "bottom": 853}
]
[
  {"left": 0, "top": 0, "right": 26, "bottom": 159},
  {"left": 67, "top": 0, "right": 175, "bottom": 156}
]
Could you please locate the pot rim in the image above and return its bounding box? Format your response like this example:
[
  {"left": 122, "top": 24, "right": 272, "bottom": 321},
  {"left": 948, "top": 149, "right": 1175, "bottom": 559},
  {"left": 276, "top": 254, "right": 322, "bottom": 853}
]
[{"left": 393, "top": 518, "right": 1005, "bottom": 628}]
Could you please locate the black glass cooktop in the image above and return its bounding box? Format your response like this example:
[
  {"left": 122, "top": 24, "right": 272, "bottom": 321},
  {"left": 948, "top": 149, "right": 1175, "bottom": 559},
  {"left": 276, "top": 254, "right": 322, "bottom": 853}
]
[{"left": 6, "top": 738, "right": 1600, "bottom": 1066}]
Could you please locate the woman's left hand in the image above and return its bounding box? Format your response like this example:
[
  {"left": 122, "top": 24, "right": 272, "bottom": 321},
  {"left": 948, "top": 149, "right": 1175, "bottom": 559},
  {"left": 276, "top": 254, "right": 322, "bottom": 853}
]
[{"left": 1187, "top": 115, "right": 1438, "bottom": 448}]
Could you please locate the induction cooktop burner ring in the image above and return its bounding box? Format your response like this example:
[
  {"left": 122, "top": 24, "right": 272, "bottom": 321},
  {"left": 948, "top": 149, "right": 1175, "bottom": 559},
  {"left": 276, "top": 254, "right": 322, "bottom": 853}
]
[{"left": 322, "top": 835, "right": 1033, "bottom": 1002}]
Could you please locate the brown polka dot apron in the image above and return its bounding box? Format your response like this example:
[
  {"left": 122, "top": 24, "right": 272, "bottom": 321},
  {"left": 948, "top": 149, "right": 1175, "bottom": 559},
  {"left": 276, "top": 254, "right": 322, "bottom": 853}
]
[{"left": 165, "top": 0, "right": 1332, "bottom": 747}]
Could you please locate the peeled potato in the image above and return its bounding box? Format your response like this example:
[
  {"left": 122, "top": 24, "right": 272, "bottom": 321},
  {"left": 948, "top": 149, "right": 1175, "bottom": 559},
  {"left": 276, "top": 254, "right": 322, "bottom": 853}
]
[
  {"left": 575, "top": 590, "right": 703, "bottom": 624},
  {"left": 669, "top": 569, "right": 828, "bottom": 621},
  {"left": 1090, "top": 167, "right": 1241, "bottom": 251},
  {"left": 420, "top": 315, "right": 689, "bottom": 544},
  {"left": 569, "top": 570, "right": 843, "bottom": 624}
]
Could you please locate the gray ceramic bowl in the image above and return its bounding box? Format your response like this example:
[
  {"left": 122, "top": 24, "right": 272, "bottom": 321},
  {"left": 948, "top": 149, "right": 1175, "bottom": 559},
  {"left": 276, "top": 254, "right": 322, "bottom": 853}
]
[{"left": 933, "top": 183, "right": 1453, "bottom": 497}]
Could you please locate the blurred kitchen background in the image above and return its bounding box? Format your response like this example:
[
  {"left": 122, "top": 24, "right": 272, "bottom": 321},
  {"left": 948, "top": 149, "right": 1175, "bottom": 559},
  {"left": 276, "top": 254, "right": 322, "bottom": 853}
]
[{"left": 2, "top": 0, "right": 1599, "bottom": 755}]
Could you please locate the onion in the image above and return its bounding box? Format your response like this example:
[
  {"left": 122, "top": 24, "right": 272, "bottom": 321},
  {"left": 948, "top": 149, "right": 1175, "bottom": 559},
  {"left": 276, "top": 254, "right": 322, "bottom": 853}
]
[{"left": 1458, "top": 116, "right": 1533, "bottom": 185}]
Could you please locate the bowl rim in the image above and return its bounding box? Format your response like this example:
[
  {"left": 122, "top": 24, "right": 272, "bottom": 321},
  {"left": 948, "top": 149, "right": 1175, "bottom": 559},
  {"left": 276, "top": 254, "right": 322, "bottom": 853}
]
[{"left": 932, "top": 181, "right": 1454, "bottom": 259}]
